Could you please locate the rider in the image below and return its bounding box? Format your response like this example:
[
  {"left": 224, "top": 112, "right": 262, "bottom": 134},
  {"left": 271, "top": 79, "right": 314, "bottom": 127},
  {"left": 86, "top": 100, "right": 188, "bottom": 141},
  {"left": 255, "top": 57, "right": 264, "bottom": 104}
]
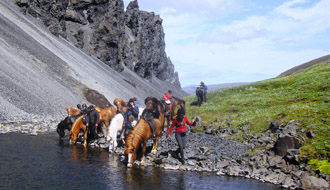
[
  {"left": 199, "top": 81, "right": 208, "bottom": 91},
  {"left": 132, "top": 97, "right": 141, "bottom": 109},
  {"left": 123, "top": 99, "right": 139, "bottom": 138},
  {"left": 166, "top": 108, "right": 196, "bottom": 164},
  {"left": 86, "top": 105, "right": 100, "bottom": 140},
  {"left": 81, "top": 103, "right": 88, "bottom": 114},
  {"left": 164, "top": 90, "right": 172, "bottom": 105}
]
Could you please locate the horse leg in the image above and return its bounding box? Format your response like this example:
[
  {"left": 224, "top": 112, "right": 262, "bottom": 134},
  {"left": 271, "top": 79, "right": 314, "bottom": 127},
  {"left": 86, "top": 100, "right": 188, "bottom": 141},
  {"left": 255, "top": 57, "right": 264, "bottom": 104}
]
[
  {"left": 151, "top": 136, "right": 160, "bottom": 154},
  {"left": 120, "top": 127, "right": 126, "bottom": 144},
  {"left": 83, "top": 129, "right": 87, "bottom": 147},
  {"left": 141, "top": 140, "right": 147, "bottom": 163},
  {"left": 105, "top": 121, "right": 109, "bottom": 139}
]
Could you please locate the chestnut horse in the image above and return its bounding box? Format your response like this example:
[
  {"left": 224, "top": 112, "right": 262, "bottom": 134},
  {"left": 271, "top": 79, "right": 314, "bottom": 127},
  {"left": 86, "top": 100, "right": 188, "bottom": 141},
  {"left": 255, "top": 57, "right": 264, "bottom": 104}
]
[
  {"left": 95, "top": 105, "right": 117, "bottom": 138},
  {"left": 124, "top": 97, "right": 165, "bottom": 167},
  {"left": 113, "top": 98, "right": 127, "bottom": 113},
  {"left": 68, "top": 115, "right": 88, "bottom": 147},
  {"left": 66, "top": 106, "right": 81, "bottom": 117},
  {"left": 164, "top": 96, "right": 186, "bottom": 127}
]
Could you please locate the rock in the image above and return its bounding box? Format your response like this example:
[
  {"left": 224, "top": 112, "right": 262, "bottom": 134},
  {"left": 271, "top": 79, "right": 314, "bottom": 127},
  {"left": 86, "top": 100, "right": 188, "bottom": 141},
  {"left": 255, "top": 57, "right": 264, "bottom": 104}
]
[
  {"left": 301, "top": 175, "right": 329, "bottom": 190},
  {"left": 274, "top": 135, "right": 300, "bottom": 157},
  {"left": 281, "top": 176, "right": 296, "bottom": 189},
  {"left": 268, "top": 155, "right": 286, "bottom": 169},
  {"left": 280, "top": 120, "right": 299, "bottom": 136},
  {"left": 306, "top": 131, "right": 314, "bottom": 138},
  {"left": 216, "top": 160, "right": 230, "bottom": 168},
  {"left": 269, "top": 120, "right": 280, "bottom": 133},
  {"left": 203, "top": 125, "right": 213, "bottom": 134}
]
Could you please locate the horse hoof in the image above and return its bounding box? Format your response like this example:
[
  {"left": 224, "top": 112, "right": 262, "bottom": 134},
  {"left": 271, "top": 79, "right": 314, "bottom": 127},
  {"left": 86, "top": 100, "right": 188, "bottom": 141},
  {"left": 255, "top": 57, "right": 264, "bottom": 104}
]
[{"left": 151, "top": 150, "right": 157, "bottom": 154}]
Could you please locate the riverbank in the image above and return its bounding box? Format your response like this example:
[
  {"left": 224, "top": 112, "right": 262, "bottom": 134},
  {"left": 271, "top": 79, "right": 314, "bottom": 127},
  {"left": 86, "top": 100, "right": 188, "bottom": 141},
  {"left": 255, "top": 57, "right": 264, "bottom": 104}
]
[{"left": 1, "top": 119, "right": 329, "bottom": 189}]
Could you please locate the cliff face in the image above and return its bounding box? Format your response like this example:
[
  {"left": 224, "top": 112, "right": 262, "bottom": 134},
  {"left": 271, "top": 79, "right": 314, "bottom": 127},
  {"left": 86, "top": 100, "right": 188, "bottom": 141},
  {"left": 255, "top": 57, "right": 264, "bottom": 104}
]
[{"left": 15, "top": 0, "right": 180, "bottom": 87}]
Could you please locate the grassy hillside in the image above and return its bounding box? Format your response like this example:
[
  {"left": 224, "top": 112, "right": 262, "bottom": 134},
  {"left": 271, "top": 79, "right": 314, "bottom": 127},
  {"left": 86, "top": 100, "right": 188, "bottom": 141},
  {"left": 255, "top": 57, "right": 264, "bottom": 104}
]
[{"left": 183, "top": 62, "right": 330, "bottom": 165}]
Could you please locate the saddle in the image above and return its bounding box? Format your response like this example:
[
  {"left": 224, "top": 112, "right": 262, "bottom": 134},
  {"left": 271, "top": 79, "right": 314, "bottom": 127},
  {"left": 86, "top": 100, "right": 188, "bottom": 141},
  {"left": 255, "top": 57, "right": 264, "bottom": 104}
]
[{"left": 142, "top": 109, "right": 157, "bottom": 138}]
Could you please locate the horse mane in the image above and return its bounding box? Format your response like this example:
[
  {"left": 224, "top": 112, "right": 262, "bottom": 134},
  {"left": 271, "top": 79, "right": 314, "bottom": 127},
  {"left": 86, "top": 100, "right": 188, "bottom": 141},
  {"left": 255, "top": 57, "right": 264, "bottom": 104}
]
[{"left": 70, "top": 115, "right": 83, "bottom": 134}]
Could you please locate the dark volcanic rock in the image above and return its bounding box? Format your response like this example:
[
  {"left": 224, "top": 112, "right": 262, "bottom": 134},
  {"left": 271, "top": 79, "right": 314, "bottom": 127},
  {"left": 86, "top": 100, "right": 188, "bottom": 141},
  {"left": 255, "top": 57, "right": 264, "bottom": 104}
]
[
  {"left": 274, "top": 136, "right": 300, "bottom": 157},
  {"left": 15, "top": 0, "right": 181, "bottom": 87}
]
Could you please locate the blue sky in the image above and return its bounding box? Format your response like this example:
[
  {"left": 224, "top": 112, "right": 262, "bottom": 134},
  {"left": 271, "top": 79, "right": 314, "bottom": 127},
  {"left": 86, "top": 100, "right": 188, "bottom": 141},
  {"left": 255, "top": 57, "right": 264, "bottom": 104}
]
[{"left": 123, "top": 0, "right": 330, "bottom": 87}]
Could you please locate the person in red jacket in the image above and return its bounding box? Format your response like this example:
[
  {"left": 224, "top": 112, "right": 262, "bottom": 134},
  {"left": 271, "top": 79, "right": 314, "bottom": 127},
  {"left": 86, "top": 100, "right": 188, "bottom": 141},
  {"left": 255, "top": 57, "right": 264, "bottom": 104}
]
[
  {"left": 166, "top": 108, "right": 196, "bottom": 164},
  {"left": 164, "top": 90, "right": 172, "bottom": 105}
]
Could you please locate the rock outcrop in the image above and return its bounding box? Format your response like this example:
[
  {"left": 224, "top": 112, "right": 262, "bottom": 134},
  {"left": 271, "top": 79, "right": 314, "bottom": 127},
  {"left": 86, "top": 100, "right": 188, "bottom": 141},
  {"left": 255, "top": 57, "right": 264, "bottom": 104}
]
[{"left": 15, "top": 0, "right": 180, "bottom": 87}]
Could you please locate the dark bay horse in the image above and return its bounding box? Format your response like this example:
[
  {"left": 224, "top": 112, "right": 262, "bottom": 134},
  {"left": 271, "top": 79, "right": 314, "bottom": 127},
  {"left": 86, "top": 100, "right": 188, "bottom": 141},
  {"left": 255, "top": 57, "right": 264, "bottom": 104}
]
[
  {"left": 124, "top": 97, "right": 165, "bottom": 167},
  {"left": 196, "top": 87, "right": 206, "bottom": 107},
  {"left": 57, "top": 106, "right": 82, "bottom": 138},
  {"left": 163, "top": 96, "right": 185, "bottom": 127},
  {"left": 68, "top": 115, "right": 88, "bottom": 147}
]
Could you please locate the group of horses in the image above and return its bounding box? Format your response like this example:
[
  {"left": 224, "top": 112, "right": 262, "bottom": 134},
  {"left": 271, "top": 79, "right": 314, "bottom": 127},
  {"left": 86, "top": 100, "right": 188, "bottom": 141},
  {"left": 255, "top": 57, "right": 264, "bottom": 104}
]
[{"left": 56, "top": 96, "right": 186, "bottom": 167}]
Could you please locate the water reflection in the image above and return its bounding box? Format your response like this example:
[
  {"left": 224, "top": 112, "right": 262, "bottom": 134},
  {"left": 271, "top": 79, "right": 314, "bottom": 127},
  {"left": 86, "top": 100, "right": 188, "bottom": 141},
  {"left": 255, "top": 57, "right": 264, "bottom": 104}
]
[{"left": 0, "top": 133, "right": 281, "bottom": 190}]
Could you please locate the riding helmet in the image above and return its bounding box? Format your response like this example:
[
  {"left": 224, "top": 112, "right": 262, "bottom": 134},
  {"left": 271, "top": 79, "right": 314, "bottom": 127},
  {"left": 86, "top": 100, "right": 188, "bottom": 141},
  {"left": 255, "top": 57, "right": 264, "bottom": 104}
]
[
  {"left": 77, "top": 104, "right": 81, "bottom": 109},
  {"left": 82, "top": 103, "right": 87, "bottom": 108},
  {"left": 177, "top": 108, "right": 185, "bottom": 116}
]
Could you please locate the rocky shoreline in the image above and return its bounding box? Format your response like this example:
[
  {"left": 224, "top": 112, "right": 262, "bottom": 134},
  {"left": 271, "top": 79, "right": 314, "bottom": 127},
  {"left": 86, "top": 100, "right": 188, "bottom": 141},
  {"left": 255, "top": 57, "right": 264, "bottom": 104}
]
[{"left": 1, "top": 119, "right": 329, "bottom": 189}]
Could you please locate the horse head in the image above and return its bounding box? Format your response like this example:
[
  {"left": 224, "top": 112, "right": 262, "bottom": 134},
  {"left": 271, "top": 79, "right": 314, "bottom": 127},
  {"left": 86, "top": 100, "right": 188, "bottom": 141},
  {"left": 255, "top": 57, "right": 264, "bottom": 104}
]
[
  {"left": 66, "top": 106, "right": 81, "bottom": 117},
  {"left": 124, "top": 140, "right": 137, "bottom": 168},
  {"left": 113, "top": 98, "right": 127, "bottom": 113},
  {"left": 57, "top": 116, "right": 70, "bottom": 138}
]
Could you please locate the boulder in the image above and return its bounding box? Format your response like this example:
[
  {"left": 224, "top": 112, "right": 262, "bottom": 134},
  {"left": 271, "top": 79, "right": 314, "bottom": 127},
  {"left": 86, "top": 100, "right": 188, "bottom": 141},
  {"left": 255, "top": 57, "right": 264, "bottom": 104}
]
[
  {"left": 301, "top": 175, "right": 329, "bottom": 190},
  {"left": 274, "top": 135, "right": 300, "bottom": 157},
  {"left": 269, "top": 120, "right": 280, "bottom": 133}
]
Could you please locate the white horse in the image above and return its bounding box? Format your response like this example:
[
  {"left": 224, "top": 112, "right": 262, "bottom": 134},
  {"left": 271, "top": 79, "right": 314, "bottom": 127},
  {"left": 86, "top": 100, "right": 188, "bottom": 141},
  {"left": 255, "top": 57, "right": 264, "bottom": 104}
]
[
  {"left": 108, "top": 113, "right": 124, "bottom": 153},
  {"left": 138, "top": 107, "right": 144, "bottom": 120}
]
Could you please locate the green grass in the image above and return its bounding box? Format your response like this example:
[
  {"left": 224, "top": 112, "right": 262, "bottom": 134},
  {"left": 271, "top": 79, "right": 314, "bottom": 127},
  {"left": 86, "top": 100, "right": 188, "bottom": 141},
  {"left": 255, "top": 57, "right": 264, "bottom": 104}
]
[{"left": 183, "top": 62, "right": 330, "bottom": 169}]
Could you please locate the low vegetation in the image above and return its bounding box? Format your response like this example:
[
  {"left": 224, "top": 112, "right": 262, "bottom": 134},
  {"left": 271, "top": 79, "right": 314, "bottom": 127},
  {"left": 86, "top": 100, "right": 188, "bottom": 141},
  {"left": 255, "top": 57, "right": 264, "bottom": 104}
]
[{"left": 183, "top": 62, "right": 330, "bottom": 173}]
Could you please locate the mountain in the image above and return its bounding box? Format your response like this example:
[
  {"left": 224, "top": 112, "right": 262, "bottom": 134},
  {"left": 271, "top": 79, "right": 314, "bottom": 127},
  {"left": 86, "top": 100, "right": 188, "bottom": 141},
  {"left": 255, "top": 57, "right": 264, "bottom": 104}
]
[
  {"left": 278, "top": 54, "right": 330, "bottom": 77},
  {"left": 183, "top": 82, "right": 251, "bottom": 95},
  {"left": 0, "top": 0, "right": 187, "bottom": 122}
]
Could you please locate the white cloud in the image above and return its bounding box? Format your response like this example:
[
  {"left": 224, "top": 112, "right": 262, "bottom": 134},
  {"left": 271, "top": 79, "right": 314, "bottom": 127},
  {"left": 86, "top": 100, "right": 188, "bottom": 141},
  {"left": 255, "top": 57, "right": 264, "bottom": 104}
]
[{"left": 124, "top": 0, "right": 330, "bottom": 86}]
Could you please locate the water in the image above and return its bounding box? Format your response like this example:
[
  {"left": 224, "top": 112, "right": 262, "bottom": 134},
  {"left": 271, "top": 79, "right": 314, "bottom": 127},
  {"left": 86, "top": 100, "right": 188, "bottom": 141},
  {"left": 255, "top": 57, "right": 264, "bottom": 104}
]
[{"left": 0, "top": 133, "right": 281, "bottom": 190}]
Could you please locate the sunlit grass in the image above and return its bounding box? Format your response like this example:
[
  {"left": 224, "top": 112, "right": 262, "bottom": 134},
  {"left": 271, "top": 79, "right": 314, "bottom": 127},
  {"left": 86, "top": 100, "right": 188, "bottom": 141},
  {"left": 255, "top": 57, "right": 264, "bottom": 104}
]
[{"left": 183, "top": 62, "right": 330, "bottom": 169}]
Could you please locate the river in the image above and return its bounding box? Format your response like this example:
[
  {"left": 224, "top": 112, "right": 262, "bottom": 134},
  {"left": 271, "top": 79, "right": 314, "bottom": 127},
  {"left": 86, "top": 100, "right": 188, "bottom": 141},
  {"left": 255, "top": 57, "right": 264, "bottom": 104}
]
[{"left": 0, "top": 133, "right": 281, "bottom": 190}]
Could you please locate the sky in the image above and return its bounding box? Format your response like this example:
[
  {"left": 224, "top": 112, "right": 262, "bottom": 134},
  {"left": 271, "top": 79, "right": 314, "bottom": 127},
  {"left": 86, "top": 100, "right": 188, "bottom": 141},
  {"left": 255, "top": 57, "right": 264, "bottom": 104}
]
[{"left": 123, "top": 0, "right": 330, "bottom": 87}]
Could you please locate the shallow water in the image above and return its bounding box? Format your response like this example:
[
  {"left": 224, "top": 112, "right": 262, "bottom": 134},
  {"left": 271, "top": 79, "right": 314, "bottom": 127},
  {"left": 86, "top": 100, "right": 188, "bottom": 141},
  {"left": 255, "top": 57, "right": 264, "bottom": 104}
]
[{"left": 0, "top": 133, "right": 281, "bottom": 190}]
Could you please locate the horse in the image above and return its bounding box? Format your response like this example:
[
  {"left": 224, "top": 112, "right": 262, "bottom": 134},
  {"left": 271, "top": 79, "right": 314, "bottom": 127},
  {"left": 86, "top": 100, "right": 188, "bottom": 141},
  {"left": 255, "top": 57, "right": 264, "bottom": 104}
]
[
  {"left": 56, "top": 106, "right": 82, "bottom": 138},
  {"left": 108, "top": 113, "right": 124, "bottom": 153},
  {"left": 163, "top": 96, "right": 185, "bottom": 127},
  {"left": 124, "top": 97, "right": 165, "bottom": 167},
  {"left": 196, "top": 86, "right": 206, "bottom": 107},
  {"left": 113, "top": 98, "right": 127, "bottom": 113},
  {"left": 56, "top": 116, "right": 71, "bottom": 139},
  {"left": 68, "top": 115, "right": 88, "bottom": 147},
  {"left": 66, "top": 106, "right": 81, "bottom": 117},
  {"left": 95, "top": 105, "right": 117, "bottom": 138}
]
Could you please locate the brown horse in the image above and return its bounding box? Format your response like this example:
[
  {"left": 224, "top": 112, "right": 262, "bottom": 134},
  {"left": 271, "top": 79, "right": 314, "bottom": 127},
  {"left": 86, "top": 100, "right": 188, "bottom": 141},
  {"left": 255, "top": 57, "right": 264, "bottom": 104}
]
[
  {"left": 163, "top": 96, "right": 186, "bottom": 127},
  {"left": 68, "top": 115, "right": 88, "bottom": 147},
  {"left": 113, "top": 98, "right": 127, "bottom": 113},
  {"left": 95, "top": 105, "right": 117, "bottom": 139},
  {"left": 66, "top": 106, "right": 81, "bottom": 117},
  {"left": 124, "top": 97, "right": 165, "bottom": 167}
]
